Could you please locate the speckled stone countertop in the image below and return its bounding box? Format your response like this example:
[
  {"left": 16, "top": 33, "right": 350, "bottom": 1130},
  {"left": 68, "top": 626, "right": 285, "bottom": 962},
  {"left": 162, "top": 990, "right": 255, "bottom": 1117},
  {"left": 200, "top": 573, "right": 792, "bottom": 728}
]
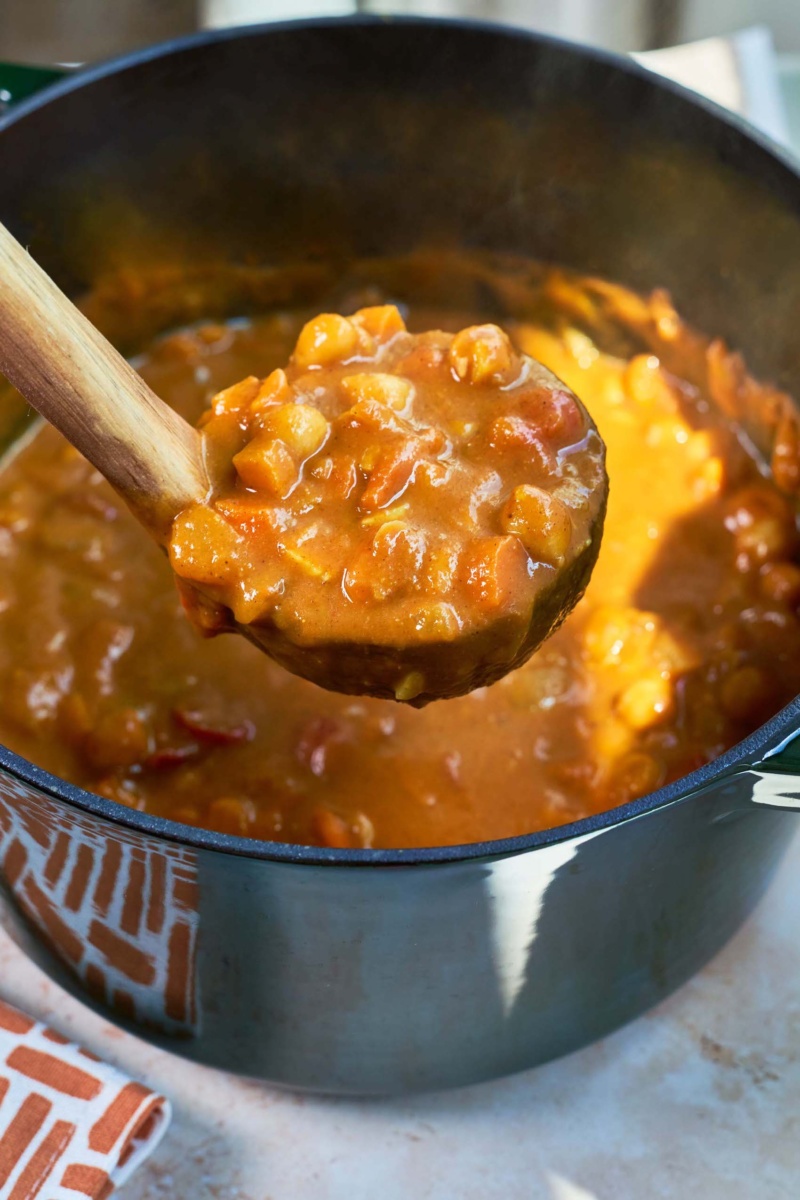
[{"left": 1, "top": 826, "right": 798, "bottom": 1200}]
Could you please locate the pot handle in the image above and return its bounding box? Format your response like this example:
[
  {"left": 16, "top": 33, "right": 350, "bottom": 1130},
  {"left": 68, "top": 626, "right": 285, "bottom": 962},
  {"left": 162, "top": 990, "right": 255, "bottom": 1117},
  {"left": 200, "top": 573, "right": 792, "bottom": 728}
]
[{"left": 732, "top": 727, "right": 800, "bottom": 812}]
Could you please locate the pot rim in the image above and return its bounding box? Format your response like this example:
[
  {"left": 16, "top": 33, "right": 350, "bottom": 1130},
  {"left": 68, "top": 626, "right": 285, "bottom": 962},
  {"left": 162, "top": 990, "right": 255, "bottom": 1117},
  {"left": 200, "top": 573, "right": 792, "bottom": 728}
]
[{"left": 1, "top": 13, "right": 800, "bottom": 867}]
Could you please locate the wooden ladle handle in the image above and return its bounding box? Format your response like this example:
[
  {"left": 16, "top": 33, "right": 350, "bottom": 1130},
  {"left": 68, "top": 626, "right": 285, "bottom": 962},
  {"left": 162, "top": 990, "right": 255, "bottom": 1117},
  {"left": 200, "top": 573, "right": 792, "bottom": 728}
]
[{"left": 0, "top": 220, "right": 209, "bottom": 542}]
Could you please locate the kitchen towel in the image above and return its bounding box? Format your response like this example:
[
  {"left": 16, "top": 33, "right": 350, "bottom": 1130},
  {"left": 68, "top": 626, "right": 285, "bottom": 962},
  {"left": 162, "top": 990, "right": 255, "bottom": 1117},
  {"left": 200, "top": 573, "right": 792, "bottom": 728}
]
[{"left": 0, "top": 999, "right": 169, "bottom": 1200}]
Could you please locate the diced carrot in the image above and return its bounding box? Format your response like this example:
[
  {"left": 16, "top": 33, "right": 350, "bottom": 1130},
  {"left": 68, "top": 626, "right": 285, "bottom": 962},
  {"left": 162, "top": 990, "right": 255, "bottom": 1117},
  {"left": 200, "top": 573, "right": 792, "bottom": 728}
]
[
  {"left": 346, "top": 521, "right": 426, "bottom": 601},
  {"left": 360, "top": 441, "right": 418, "bottom": 510},
  {"left": 460, "top": 535, "right": 530, "bottom": 610},
  {"left": 312, "top": 807, "right": 354, "bottom": 848},
  {"left": 207, "top": 796, "right": 256, "bottom": 836},
  {"left": 214, "top": 497, "right": 279, "bottom": 539}
]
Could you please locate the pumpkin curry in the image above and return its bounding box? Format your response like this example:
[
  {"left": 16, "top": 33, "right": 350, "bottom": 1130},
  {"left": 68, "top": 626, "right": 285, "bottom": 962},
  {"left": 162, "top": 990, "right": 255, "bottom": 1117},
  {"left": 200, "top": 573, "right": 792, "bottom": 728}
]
[{"left": 0, "top": 267, "right": 797, "bottom": 848}]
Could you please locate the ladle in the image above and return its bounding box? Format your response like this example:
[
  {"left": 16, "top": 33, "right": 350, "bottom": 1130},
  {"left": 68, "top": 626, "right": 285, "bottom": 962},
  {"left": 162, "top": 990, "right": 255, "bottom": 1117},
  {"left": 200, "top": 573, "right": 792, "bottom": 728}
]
[{"left": 0, "top": 221, "right": 607, "bottom": 704}]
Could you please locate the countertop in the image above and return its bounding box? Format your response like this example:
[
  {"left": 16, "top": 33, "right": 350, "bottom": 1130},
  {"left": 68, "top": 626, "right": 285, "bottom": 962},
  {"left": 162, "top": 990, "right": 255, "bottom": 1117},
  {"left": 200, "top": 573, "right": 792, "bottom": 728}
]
[{"left": 1, "top": 828, "right": 798, "bottom": 1199}]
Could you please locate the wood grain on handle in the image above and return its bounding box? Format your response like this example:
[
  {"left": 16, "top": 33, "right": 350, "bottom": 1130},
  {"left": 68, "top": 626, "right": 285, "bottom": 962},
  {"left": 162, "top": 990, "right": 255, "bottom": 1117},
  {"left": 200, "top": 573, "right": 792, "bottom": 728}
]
[{"left": 0, "top": 221, "right": 209, "bottom": 542}]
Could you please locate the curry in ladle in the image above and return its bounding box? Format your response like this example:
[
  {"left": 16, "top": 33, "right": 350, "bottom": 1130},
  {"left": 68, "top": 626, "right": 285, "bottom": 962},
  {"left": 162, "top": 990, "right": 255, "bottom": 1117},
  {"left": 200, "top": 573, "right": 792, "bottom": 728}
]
[{"left": 0, "top": 223, "right": 607, "bottom": 706}]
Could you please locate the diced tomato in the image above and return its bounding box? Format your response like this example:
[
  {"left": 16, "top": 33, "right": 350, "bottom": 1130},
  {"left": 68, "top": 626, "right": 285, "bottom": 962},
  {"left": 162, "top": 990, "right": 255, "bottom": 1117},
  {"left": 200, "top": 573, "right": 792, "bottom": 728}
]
[
  {"left": 486, "top": 416, "right": 556, "bottom": 469},
  {"left": 146, "top": 742, "right": 201, "bottom": 770},
  {"left": 521, "top": 386, "right": 584, "bottom": 443},
  {"left": 459, "top": 535, "right": 530, "bottom": 610},
  {"left": 173, "top": 706, "right": 256, "bottom": 746}
]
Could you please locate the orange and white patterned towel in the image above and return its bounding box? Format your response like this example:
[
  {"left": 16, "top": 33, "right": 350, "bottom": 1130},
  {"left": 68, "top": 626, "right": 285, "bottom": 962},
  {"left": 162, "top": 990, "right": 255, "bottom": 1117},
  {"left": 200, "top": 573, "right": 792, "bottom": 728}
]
[{"left": 0, "top": 999, "right": 170, "bottom": 1200}]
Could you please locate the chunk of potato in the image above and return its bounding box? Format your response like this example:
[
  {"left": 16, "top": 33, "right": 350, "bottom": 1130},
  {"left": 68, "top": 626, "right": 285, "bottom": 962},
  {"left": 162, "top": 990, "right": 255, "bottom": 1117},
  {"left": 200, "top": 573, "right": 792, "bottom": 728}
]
[
  {"left": 293, "top": 313, "right": 359, "bottom": 369},
  {"left": 169, "top": 503, "right": 243, "bottom": 586},
  {"left": 500, "top": 485, "right": 572, "bottom": 565},
  {"left": 233, "top": 435, "right": 298, "bottom": 497},
  {"left": 249, "top": 368, "right": 294, "bottom": 418},
  {"left": 351, "top": 304, "right": 406, "bottom": 342}
]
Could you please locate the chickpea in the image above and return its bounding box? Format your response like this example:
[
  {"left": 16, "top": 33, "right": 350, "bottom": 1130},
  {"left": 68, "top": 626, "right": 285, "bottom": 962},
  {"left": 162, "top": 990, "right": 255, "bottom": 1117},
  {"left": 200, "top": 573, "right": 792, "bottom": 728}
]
[
  {"left": 449, "top": 324, "right": 517, "bottom": 385},
  {"left": 623, "top": 355, "right": 678, "bottom": 411},
  {"left": 501, "top": 484, "right": 572, "bottom": 565},
  {"left": 617, "top": 675, "right": 674, "bottom": 731},
  {"left": 735, "top": 518, "right": 796, "bottom": 567},
  {"left": 340, "top": 372, "right": 414, "bottom": 412},
  {"left": 406, "top": 601, "right": 461, "bottom": 640},
  {"left": 594, "top": 717, "right": 635, "bottom": 764},
  {"left": 258, "top": 403, "right": 330, "bottom": 459},
  {"left": 584, "top": 606, "right": 655, "bottom": 664},
  {"left": 293, "top": 313, "right": 359, "bottom": 369},
  {"left": 760, "top": 561, "right": 800, "bottom": 607},
  {"left": 394, "top": 671, "right": 427, "bottom": 702}
]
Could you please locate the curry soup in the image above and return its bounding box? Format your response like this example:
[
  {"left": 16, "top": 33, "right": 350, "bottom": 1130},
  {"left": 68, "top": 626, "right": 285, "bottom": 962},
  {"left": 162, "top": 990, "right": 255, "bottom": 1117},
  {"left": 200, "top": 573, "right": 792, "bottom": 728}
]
[{"left": 0, "top": 279, "right": 797, "bottom": 849}]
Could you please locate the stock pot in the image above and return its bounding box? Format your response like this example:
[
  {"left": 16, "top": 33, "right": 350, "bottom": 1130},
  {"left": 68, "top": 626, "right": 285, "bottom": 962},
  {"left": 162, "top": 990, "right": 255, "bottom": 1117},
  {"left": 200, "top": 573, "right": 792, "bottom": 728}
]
[{"left": 0, "top": 17, "right": 799, "bottom": 1094}]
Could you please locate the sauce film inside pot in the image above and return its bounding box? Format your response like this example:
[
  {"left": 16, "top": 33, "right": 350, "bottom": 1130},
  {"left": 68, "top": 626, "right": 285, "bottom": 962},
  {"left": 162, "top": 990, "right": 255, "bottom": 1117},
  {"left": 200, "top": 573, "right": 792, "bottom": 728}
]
[{"left": 0, "top": 250, "right": 797, "bottom": 850}]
